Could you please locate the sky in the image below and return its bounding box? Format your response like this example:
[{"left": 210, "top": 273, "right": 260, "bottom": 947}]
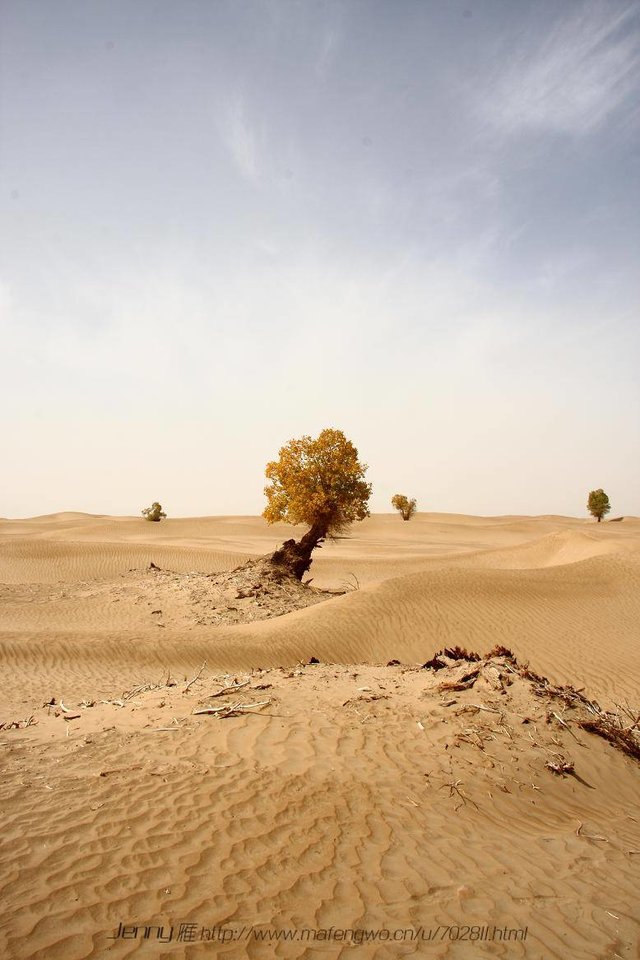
[{"left": 1, "top": 0, "right": 639, "bottom": 519}]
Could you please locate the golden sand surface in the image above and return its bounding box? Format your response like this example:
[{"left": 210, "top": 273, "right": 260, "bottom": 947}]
[{"left": 1, "top": 512, "right": 639, "bottom": 959}]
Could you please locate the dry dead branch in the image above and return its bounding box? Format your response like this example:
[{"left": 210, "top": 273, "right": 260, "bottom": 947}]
[
  {"left": 439, "top": 778, "right": 479, "bottom": 811},
  {"left": 615, "top": 701, "right": 640, "bottom": 730},
  {"left": 423, "top": 647, "right": 481, "bottom": 671},
  {"left": 439, "top": 668, "right": 480, "bottom": 692},
  {"left": 435, "top": 648, "right": 640, "bottom": 765},
  {"left": 551, "top": 711, "right": 582, "bottom": 743},
  {"left": 576, "top": 821, "right": 608, "bottom": 842},
  {"left": 577, "top": 718, "right": 640, "bottom": 761},
  {"left": 0, "top": 716, "right": 36, "bottom": 730},
  {"left": 343, "top": 694, "right": 389, "bottom": 706},
  {"left": 545, "top": 757, "right": 575, "bottom": 776},
  {"left": 193, "top": 698, "right": 272, "bottom": 718},
  {"left": 122, "top": 682, "right": 159, "bottom": 701},
  {"left": 208, "top": 679, "right": 251, "bottom": 698},
  {"left": 497, "top": 718, "right": 514, "bottom": 741},
  {"left": 337, "top": 573, "right": 360, "bottom": 592},
  {"left": 184, "top": 660, "right": 207, "bottom": 693}
]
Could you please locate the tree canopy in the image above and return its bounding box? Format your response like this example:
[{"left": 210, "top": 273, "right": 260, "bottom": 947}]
[
  {"left": 587, "top": 489, "right": 611, "bottom": 522},
  {"left": 263, "top": 428, "right": 372, "bottom": 536}
]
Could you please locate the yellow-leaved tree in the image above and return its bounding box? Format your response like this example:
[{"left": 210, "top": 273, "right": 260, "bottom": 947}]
[
  {"left": 391, "top": 494, "right": 417, "bottom": 521},
  {"left": 264, "top": 428, "right": 372, "bottom": 580}
]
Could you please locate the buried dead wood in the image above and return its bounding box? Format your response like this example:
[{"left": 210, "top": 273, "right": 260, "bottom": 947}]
[
  {"left": 423, "top": 646, "right": 482, "bottom": 670},
  {"left": 439, "top": 667, "right": 481, "bottom": 692},
  {"left": 518, "top": 669, "right": 640, "bottom": 762},
  {"left": 578, "top": 719, "right": 640, "bottom": 762},
  {"left": 117, "top": 553, "right": 341, "bottom": 629},
  {"left": 422, "top": 646, "right": 640, "bottom": 765},
  {"left": 195, "top": 555, "right": 340, "bottom": 624}
]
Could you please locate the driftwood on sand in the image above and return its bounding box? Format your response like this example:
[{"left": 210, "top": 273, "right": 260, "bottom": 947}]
[{"left": 193, "top": 699, "right": 272, "bottom": 718}]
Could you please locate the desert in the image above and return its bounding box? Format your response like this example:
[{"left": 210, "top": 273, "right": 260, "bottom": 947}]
[
  {"left": 1, "top": 510, "right": 639, "bottom": 959},
  {"left": 3, "top": 1, "right": 640, "bottom": 957}
]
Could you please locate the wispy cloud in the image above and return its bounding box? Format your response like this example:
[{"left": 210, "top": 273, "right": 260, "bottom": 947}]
[
  {"left": 315, "top": 28, "right": 339, "bottom": 80},
  {"left": 486, "top": 2, "right": 640, "bottom": 136},
  {"left": 217, "top": 91, "right": 262, "bottom": 182}
]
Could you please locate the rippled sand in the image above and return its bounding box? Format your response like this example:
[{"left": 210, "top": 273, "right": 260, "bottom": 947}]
[{"left": 1, "top": 512, "right": 639, "bottom": 959}]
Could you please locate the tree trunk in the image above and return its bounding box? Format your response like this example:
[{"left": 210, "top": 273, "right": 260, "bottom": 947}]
[
  {"left": 269, "top": 521, "right": 328, "bottom": 581},
  {"left": 597, "top": 516, "right": 601, "bottom": 522}
]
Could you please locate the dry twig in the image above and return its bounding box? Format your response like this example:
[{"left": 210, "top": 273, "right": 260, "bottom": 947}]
[
  {"left": 184, "top": 661, "right": 207, "bottom": 693},
  {"left": 193, "top": 698, "right": 271, "bottom": 718},
  {"left": 209, "top": 679, "right": 251, "bottom": 697},
  {"left": 576, "top": 821, "right": 608, "bottom": 842},
  {"left": 0, "top": 716, "right": 36, "bottom": 730},
  {"left": 439, "top": 778, "right": 479, "bottom": 810},
  {"left": 545, "top": 757, "right": 575, "bottom": 776}
]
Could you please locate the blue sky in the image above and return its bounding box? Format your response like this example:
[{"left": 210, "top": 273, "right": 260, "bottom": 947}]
[{"left": 1, "top": 0, "right": 639, "bottom": 518}]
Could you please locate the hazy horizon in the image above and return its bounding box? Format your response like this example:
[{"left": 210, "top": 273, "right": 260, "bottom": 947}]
[
  {"left": 3, "top": 509, "right": 637, "bottom": 523},
  {"left": 2, "top": 0, "right": 639, "bottom": 519}
]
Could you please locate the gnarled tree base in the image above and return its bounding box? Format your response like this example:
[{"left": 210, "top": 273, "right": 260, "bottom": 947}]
[{"left": 269, "top": 524, "right": 327, "bottom": 581}]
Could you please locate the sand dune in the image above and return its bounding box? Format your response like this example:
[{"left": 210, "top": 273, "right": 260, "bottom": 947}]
[
  {"left": 453, "top": 528, "right": 637, "bottom": 569},
  {"left": 1, "top": 513, "right": 638, "bottom": 703},
  {"left": 1, "top": 512, "right": 639, "bottom": 959}
]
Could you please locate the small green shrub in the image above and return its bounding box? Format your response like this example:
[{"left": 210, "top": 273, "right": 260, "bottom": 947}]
[{"left": 142, "top": 501, "right": 167, "bottom": 522}]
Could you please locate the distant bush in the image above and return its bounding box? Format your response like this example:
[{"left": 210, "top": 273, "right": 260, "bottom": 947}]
[
  {"left": 142, "top": 501, "right": 167, "bottom": 522},
  {"left": 391, "top": 494, "right": 417, "bottom": 521},
  {"left": 587, "top": 489, "right": 610, "bottom": 523}
]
